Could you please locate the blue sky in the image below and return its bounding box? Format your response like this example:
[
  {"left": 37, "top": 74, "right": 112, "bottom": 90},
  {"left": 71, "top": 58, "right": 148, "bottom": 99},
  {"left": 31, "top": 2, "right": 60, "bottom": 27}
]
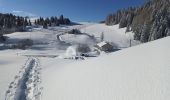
[{"left": 0, "top": 0, "right": 144, "bottom": 22}]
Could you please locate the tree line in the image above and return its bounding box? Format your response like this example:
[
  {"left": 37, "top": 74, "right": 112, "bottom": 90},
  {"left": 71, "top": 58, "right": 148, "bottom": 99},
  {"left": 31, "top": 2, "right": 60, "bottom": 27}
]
[
  {"left": 105, "top": 0, "right": 170, "bottom": 43},
  {"left": 0, "top": 13, "right": 31, "bottom": 35},
  {"left": 34, "top": 15, "right": 71, "bottom": 28},
  {"left": 0, "top": 13, "right": 71, "bottom": 41}
]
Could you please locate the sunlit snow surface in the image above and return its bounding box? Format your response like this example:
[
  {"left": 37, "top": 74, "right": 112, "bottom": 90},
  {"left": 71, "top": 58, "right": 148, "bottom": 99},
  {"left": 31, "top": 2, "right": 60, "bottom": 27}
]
[{"left": 42, "top": 36, "right": 170, "bottom": 100}]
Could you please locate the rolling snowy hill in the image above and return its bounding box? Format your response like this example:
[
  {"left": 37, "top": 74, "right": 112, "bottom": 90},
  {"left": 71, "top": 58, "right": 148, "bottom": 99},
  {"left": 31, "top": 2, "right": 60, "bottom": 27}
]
[{"left": 41, "top": 36, "right": 170, "bottom": 100}]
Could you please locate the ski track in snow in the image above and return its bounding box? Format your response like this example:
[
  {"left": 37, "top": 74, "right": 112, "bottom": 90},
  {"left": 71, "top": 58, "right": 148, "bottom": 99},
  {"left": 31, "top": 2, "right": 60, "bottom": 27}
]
[{"left": 5, "top": 58, "right": 43, "bottom": 100}]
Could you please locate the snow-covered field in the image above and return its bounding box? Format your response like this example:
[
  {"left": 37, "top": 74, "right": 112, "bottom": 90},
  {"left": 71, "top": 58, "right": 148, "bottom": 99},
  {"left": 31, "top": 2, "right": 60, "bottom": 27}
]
[{"left": 0, "top": 23, "right": 169, "bottom": 100}]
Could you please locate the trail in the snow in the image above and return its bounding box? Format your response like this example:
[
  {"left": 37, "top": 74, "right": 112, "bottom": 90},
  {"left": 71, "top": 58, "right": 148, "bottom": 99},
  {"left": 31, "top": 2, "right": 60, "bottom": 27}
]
[
  {"left": 15, "top": 59, "right": 35, "bottom": 100},
  {"left": 5, "top": 58, "right": 43, "bottom": 100}
]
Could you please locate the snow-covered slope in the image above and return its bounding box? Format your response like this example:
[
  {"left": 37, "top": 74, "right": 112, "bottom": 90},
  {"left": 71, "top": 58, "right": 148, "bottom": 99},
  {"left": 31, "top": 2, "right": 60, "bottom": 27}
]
[
  {"left": 41, "top": 36, "right": 170, "bottom": 100},
  {"left": 80, "top": 24, "right": 140, "bottom": 48}
]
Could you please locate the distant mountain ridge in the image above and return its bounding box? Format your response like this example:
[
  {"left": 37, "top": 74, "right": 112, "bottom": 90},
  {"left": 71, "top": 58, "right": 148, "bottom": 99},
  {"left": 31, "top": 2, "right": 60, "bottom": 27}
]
[{"left": 105, "top": 0, "right": 170, "bottom": 42}]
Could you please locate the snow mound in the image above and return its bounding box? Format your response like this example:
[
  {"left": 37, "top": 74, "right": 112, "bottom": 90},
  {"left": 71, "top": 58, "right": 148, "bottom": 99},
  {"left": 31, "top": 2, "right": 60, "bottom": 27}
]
[{"left": 65, "top": 46, "right": 77, "bottom": 57}]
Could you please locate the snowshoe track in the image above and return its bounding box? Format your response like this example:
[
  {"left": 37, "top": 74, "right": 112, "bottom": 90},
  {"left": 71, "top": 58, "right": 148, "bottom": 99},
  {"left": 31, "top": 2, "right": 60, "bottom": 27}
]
[{"left": 5, "top": 58, "right": 43, "bottom": 100}]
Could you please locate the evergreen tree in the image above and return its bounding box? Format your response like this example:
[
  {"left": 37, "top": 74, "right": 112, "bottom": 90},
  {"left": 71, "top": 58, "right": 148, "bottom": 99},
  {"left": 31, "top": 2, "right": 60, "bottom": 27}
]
[
  {"left": 59, "top": 15, "right": 64, "bottom": 24},
  {"left": 28, "top": 20, "right": 32, "bottom": 26},
  {"left": 140, "top": 22, "right": 150, "bottom": 42}
]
